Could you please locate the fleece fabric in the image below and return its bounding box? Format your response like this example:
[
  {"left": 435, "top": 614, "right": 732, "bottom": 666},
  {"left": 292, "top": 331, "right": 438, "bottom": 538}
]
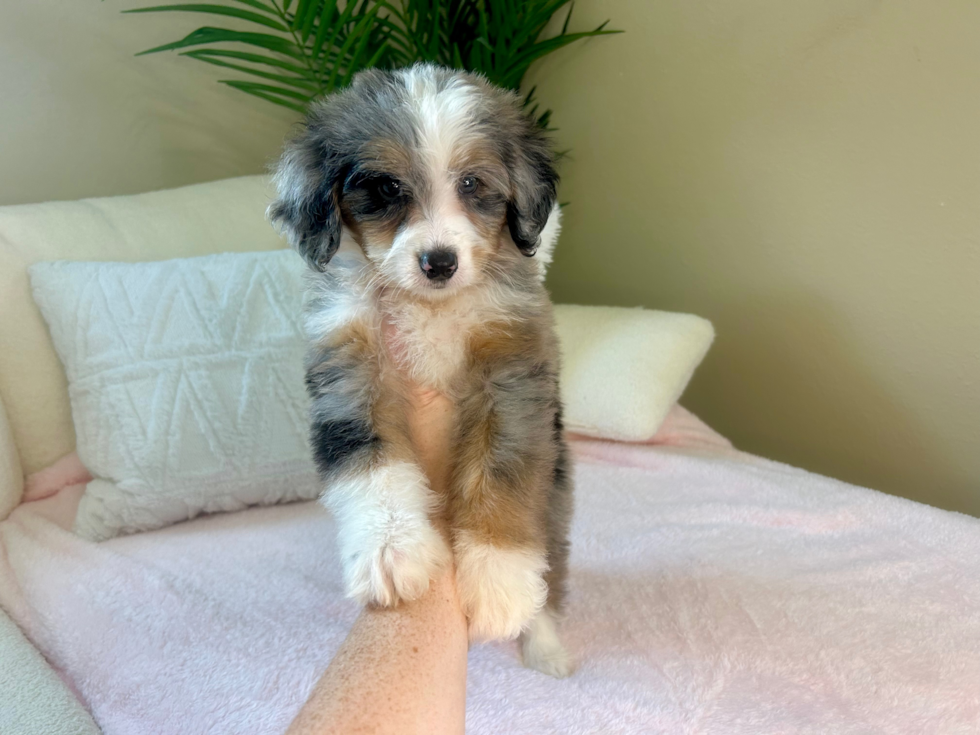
[{"left": 1, "top": 407, "right": 977, "bottom": 735}]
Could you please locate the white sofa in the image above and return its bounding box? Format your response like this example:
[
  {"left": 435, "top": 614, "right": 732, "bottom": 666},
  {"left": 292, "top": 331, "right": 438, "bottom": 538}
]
[
  {"left": 3, "top": 178, "right": 978, "bottom": 735},
  {"left": 0, "top": 176, "right": 714, "bottom": 731},
  {"left": 0, "top": 177, "right": 285, "bottom": 734}
]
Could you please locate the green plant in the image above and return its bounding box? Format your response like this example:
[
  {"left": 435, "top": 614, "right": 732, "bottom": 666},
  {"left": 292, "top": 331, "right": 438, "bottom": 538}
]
[{"left": 122, "top": 0, "right": 619, "bottom": 126}]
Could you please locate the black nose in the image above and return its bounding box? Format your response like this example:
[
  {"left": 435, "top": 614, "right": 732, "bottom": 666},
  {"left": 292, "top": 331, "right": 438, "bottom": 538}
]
[{"left": 419, "top": 250, "right": 458, "bottom": 281}]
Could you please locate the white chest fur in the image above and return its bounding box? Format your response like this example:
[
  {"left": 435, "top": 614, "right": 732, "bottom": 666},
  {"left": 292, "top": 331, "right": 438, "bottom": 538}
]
[
  {"left": 384, "top": 297, "right": 488, "bottom": 390},
  {"left": 306, "top": 247, "right": 515, "bottom": 391}
]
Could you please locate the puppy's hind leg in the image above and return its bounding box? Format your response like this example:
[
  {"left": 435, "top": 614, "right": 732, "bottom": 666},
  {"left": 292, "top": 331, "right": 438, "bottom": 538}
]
[
  {"left": 520, "top": 607, "right": 572, "bottom": 678},
  {"left": 522, "top": 414, "right": 574, "bottom": 678}
]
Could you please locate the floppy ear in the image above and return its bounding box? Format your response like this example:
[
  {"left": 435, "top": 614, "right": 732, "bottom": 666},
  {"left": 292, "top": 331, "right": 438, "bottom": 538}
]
[
  {"left": 506, "top": 122, "right": 559, "bottom": 257},
  {"left": 267, "top": 121, "right": 346, "bottom": 271}
]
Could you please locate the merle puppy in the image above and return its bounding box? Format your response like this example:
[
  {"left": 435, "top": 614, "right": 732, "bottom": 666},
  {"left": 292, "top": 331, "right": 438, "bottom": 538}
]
[{"left": 269, "top": 63, "right": 572, "bottom": 676}]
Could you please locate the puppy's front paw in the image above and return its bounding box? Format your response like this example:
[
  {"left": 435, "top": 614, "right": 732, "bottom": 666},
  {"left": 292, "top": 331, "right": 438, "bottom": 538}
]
[
  {"left": 344, "top": 520, "right": 449, "bottom": 607},
  {"left": 455, "top": 536, "right": 548, "bottom": 641},
  {"left": 330, "top": 463, "right": 450, "bottom": 607}
]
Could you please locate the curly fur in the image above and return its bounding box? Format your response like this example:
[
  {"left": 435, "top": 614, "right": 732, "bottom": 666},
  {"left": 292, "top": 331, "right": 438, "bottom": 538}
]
[{"left": 269, "top": 63, "right": 573, "bottom": 675}]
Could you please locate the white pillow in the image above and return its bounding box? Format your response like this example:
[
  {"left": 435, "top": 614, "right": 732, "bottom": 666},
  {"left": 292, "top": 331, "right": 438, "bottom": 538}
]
[
  {"left": 554, "top": 305, "right": 714, "bottom": 441},
  {"left": 30, "top": 249, "right": 714, "bottom": 540},
  {"left": 30, "top": 250, "right": 319, "bottom": 541}
]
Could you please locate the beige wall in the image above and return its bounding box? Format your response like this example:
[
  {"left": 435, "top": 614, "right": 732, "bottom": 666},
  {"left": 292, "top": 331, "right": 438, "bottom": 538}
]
[
  {"left": 3, "top": 2, "right": 977, "bottom": 513},
  {"left": 527, "top": 0, "right": 980, "bottom": 514},
  {"left": 0, "top": 1, "right": 298, "bottom": 206}
]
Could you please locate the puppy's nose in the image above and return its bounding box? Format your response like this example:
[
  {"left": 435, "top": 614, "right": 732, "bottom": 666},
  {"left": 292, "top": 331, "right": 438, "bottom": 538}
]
[{"left": 419, "top": 249, "right": 458, "bottom": 281}]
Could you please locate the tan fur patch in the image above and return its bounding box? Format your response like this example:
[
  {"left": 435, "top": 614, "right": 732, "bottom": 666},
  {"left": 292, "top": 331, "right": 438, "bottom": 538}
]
[
  {"left": 468, "top": 320, "right": 540, "bottom": 366},
  {"left": 445, "top": 317, "right": 558, "bottom": 548},
  {"left": 363, "top": 137, "right": 415, "bottom": 174}
]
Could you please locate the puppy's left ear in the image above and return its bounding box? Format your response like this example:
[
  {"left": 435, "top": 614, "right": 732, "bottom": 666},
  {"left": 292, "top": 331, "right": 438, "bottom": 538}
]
[
  {"left": 267, "top": 117, "right": 346, "bottom": 271},
  {"left": 506, "top": 122, "right": 559, "bottom": 257}
]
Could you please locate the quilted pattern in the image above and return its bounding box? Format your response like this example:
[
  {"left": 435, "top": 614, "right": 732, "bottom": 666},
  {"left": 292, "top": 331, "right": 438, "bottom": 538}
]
[{"left": 30, "top": 250, "right": 320, "bottom": 541}]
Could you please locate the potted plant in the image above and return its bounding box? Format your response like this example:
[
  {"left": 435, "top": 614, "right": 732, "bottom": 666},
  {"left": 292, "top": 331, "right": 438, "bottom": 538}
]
[{"left": 123, "top": 0, "right": 619, "bottom": 128}]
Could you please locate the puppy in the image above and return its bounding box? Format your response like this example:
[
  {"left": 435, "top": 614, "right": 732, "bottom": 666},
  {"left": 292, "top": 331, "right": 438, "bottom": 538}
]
[{"left": 269, "top": 63, "right": 573, "bottom": 677}]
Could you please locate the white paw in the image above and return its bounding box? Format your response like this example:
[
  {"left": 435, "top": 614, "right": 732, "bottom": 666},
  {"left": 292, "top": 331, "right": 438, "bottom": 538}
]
[
  {"left": 521, "top": 608, "right": 572, "bottom": 678},
  {"left": 455, "top": 535, "right": 548, "bottom": 641},
  {"left": 327, "top": 462, "right": 450, "bottom": 607},
  {"left": 344, "top": 519, "right": 449, "bottom": 607}
]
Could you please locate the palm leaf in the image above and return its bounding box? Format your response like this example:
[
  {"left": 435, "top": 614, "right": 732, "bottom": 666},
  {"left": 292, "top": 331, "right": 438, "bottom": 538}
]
[
  {"left": 499, "top": 28, "right": 622, "bottom": 88},
  {"left": 180, "top": 48, "right": 311, "bottom": 76},
  {"left": 136, "top": 27, "right": 304, "bottom": 59},
  {"left": 325, "top": 4, "right": 382, "bottom": 89},
  {"left": 184, "top": 52, "right": 317, "bottom": 89},
  {"left": 220, "top": 81, "right": 309, "bottom": 111},
  {"left": 314, "top": 0, "right": 365, "bottom": 77},
  {"left": 308, "top": 0, "right": 341, "bottom": 65},
  {"left": 338, "top": 17, "right": 386, "bottom": 87},
  {"left": 220, "top": 79, "right": 310, "bottom": 100},
  {"left": 293, "top": 0, "right": 322, "bottom": 40},
  {"left": 228, "top": 0, "right": 282, "bottom": 12},
  {"left": 123, "top": 4, "right": 288, "bottom": 32}
]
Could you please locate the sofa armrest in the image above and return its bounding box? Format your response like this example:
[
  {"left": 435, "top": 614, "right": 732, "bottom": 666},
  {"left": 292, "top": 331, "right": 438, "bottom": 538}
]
[
  {"left": 0, "top": 609, "right": 101, "bottom": 735},
  {"left": 0, "top": 393, "right": 23, "bottom": 520}
]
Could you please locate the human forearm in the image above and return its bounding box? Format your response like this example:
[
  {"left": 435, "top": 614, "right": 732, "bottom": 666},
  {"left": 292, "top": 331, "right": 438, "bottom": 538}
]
[{"left": 286, "top": 565, "right": 466, "bottom": 735}]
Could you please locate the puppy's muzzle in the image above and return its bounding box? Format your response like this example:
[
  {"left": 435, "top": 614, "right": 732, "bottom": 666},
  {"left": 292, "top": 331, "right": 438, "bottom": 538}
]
[{"left": 419, "top": 249, "right": 458, "bottom": 282}]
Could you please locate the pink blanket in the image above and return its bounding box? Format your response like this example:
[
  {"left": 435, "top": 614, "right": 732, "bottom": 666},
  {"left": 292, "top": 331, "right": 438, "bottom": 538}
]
[{"left": 1, "top": 407, "right": 978, "bottom": 734}]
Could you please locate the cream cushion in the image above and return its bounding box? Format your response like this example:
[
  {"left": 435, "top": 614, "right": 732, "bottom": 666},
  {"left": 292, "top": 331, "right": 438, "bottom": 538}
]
[{"left": 555, "top": 306, "right": 714, "bottom": 441}]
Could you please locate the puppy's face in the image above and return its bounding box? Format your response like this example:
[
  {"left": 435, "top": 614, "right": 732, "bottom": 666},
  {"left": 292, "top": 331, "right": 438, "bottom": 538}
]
[
  {"left": 269, "top": 65, "right": 558, "bottom": 298},
  {"left": 337, "top": 99, "right": 512, "bottom": 296}
]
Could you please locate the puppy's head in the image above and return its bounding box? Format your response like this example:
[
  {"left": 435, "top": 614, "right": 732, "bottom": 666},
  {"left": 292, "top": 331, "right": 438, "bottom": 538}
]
[{"left": 268, "top": 64, "right": 558, "bottom": 296}]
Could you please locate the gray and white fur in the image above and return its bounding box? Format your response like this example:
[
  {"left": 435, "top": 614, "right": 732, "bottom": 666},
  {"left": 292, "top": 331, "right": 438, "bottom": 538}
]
[{"left": 269, "top": 64, "right": 573, "bottom": 677}]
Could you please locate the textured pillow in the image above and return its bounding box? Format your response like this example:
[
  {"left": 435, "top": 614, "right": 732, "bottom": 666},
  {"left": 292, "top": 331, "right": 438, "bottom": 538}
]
[
  {"left": 0, "top": 175, "right": 282, "bottom": 490},
  {"left": 30, "top": 249, "right": 714, "bottom": 540},
  {"left": 30, "top": 250, "right": 319, "bottom": 541}
]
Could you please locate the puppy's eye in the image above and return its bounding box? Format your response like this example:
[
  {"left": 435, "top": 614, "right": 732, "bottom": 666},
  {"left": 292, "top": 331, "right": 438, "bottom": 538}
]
[
  {"left": 458, "top": 176, "right": 479, "bottom": 195},
  {"left": 374, "top": 176, "right": 402, "bottom": 202}
]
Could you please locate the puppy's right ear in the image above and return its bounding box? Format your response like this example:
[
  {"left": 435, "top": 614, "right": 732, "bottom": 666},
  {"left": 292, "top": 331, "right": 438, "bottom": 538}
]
[{"left": 268, "top": 124, "right": 345, "bottom": 271}]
